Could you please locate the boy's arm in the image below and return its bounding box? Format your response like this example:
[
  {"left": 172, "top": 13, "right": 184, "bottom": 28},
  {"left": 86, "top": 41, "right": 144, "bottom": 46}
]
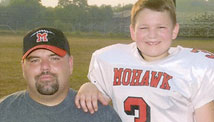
[
  {"left": 195, "top": 101, "right": 214, "bottom": 122},
  {"left": 75, "top": 82, "right": 111, "bottom": 114}
]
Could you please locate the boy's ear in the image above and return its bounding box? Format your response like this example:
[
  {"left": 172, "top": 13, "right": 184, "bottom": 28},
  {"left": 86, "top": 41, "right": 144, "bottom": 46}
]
[
  {"left": 172, "top": 23, "right": 180, "bottom": 40},
  {"left": 130, "top": 25, "right": 136, "bottom": 41}
]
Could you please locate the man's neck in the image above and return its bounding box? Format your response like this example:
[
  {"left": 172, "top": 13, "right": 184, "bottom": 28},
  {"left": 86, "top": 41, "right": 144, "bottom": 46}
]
[{"left": 28, "top": 88, "right": 69, "bottom": 106}]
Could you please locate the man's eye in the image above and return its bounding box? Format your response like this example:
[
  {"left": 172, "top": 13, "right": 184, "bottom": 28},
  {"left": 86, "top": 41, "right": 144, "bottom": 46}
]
[
  {"left": 50, "top": 56, "right": 60, "bottom": 61},
  {"left": 29, "top": 58, "right": 39, "bottom": 63}
]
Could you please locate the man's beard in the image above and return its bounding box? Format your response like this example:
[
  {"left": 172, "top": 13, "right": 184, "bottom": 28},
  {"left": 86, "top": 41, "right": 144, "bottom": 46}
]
[{"left": 35, "top": 71, "right": 59, "bottom": 95}]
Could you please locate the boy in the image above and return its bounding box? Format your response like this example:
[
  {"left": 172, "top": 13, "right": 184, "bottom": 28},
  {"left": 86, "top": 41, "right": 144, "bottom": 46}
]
[{"left": 75, "top": 0, "right": 214, "bottom": 122}]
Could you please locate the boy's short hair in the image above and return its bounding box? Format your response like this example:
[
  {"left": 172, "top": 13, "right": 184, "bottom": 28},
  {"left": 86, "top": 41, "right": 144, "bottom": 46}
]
[{"left": 131, "top": 0, "right": 176, "bottom": 27}]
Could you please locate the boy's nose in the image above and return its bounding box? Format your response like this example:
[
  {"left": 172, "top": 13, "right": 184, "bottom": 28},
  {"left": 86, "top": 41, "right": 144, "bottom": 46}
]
[{"left": 148, "top": 29, "right": 157, "bottom": 39}]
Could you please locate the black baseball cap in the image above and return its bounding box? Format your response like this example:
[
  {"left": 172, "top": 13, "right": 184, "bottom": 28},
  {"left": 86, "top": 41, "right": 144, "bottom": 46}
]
[{"left": 22, "top": 27, "right": 70, "bottom": 60}]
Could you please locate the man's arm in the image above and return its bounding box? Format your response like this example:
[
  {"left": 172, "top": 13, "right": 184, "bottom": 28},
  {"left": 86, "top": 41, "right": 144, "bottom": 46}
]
[{"left": 195, "top": 101, "right": 214, "bottom": 122}]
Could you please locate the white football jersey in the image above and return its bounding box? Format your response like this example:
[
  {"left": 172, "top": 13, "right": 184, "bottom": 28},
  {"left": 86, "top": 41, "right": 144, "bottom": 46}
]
[{"left": 88, "top": 42, "right": 214, "bottom": 122}]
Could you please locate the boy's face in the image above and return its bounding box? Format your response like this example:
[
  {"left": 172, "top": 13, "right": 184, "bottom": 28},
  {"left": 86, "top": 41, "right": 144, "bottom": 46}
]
[{"left": 130, "top": 8, "right": 179, "bottom": 61}]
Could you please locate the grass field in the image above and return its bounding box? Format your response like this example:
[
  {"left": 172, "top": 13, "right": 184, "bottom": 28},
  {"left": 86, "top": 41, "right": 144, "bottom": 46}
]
[{"left": 0, "top": 34, "right": 214, "bottom": 98}]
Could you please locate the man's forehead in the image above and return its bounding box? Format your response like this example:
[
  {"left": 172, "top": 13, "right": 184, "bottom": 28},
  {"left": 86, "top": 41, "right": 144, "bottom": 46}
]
[{"left": 27, "top": 49, "right": 57, "bottom": 57}]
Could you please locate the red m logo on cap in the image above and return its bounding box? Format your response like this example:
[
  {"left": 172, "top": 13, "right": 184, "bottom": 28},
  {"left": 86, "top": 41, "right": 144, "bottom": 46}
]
[{"left": 36, "top": 33, "right": 48, "bottom": 42}]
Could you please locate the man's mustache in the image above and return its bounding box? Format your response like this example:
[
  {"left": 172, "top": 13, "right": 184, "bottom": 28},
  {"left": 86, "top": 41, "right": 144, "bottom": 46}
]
[{"left": 35, "top": 71, "right": 57, "bottom": 80}]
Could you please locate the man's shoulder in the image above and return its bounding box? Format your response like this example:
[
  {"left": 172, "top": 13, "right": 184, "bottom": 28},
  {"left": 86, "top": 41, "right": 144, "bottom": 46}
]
[
  {"left": 69, "top": 89, "right": 122, "bottom": 122},
  {"left": 97, "top": 102, "right": 113, "bottom": 110},
  {"left": 0, "top": 90, "right": 26, "bottom": 106},
  {"left": 96, "top": 102, "right": 118, "bottom": 115}
]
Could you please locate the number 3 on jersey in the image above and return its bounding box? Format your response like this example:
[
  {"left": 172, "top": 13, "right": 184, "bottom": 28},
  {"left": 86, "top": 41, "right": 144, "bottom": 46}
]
[{"left": 124, "top": 97, "right": 151, "bottom": 122}]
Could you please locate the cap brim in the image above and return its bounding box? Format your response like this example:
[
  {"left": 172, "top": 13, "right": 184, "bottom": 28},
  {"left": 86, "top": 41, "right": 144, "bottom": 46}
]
[{"left": 22, "top": 45, "right": 67, "bottom": 60}]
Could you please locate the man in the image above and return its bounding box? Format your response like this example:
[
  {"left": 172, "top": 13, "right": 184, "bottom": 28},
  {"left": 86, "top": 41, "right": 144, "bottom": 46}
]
[{"left": 0, "top": 27, "right": 121, "bottom": 122}]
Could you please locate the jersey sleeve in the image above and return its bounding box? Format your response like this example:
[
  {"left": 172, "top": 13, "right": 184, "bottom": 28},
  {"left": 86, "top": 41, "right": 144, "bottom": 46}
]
[
  {"left": 87, "top": 52, "right": 112, "bottom": 99},
  {"left": 191, "top": 59, "right": 214, "bottom": 109}
]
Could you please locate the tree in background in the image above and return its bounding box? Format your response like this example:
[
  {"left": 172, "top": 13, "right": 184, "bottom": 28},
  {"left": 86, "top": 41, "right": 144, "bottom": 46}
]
[
  {"left": 58, "top": 0, "right": 72, "bottom": 7},
  {"left": 4, "top": 0, "right": 42, "bottom": 29}
]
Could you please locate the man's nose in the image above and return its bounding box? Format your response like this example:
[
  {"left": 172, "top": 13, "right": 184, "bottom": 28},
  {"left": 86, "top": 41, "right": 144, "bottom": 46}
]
[{"left": 40, "top": 59, "right": 50, "bottom": 71}]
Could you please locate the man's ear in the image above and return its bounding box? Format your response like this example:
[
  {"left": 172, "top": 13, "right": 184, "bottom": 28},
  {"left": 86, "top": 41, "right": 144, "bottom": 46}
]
[
  {"left": 130, "top": 24, "right": 136, "bottom": 41},
  {"left": 172, "top": 23, "right": 179, "bottom": 40},
  {"left": 69, "top": 56, "right": 73, "bottom": 75},
  {"left": 21, "top": 60, "right": 26, "bottom": 79}
]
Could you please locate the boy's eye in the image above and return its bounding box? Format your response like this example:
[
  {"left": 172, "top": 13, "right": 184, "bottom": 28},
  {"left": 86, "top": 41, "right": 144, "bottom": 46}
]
[
  {"left": 139, "top": 27, "right": 148, "bottom": 30},
  {"left": 158, "top": 26, "right": 166, "bottom": 29}
]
